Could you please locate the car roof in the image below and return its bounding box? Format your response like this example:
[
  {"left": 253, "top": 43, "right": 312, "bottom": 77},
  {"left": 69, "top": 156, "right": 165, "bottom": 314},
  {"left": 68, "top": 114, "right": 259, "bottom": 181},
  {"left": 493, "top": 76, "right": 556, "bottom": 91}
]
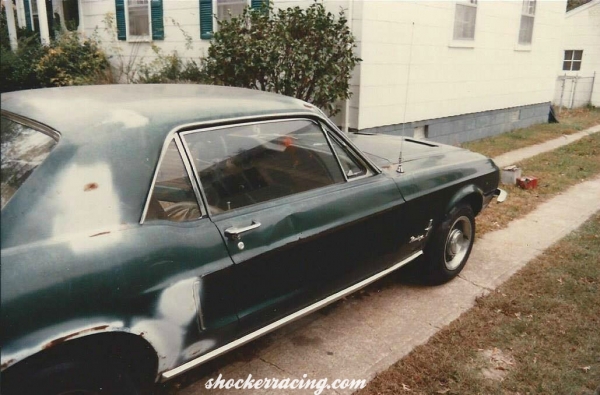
[
  {"left": 0, "top": 85, "right": 321, "bottom": 249},
  {"left": 1, "top": 84, "right": 318, "bottom": 141}
]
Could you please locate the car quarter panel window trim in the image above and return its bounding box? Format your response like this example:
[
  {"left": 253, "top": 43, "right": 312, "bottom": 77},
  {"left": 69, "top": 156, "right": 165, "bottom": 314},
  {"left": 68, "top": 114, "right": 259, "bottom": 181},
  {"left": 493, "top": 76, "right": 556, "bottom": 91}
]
[
  {"left": 140, "top": 135, "right": 206, "bottom": 223},
  {"left": 321, "top": 124, "right": 349, "bottom": 183},
  {"left": 320, "top": 123, "right": 374, "bottom": 182},
  {"left": 0, "top": 110, "right": 61, "bottom": 142},
  {"left": 175, "top": 134, "right": 207, "bottom": 218}
]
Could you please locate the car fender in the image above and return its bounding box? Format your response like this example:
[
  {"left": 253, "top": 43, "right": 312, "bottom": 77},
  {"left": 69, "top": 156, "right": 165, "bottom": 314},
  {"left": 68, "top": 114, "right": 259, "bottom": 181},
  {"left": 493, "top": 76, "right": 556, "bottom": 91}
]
[{"left": 445, "top": 184, "right": 484, "bottom": 216}]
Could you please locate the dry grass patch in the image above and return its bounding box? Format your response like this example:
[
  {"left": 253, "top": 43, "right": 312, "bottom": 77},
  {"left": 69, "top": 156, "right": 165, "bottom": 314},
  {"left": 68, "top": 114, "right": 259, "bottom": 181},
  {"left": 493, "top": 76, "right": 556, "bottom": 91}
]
[
  {"left": 476, "top": 132, "right": 600, "bottom": 236},
  {"left": 358, "top": 213, "right": 600, "bottom": 395},
  {"left": 463, "top": 107, "right": 600, "bottom": 158}
]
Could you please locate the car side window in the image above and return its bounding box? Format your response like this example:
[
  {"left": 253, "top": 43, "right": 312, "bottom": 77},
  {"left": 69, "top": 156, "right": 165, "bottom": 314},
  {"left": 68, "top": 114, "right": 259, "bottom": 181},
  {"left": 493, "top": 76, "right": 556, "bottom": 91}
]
[
  {"left": 183, "top": 119, "right": 345, "bottom": 214},
  {"left": 145, "top": 139, "right": 202, "bottom": 222},
  {"left": 322, "top": 126, "right": 371, "bottom": 179}
]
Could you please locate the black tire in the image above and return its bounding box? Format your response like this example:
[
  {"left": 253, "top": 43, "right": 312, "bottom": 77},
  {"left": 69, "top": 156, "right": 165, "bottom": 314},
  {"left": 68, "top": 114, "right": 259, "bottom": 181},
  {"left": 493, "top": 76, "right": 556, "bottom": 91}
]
[
  {"left": 3, "top": 357, "right": 142, "bottom": 395},
  {"left": 422, "top": 204, "right": 475, "bottom": 285}
]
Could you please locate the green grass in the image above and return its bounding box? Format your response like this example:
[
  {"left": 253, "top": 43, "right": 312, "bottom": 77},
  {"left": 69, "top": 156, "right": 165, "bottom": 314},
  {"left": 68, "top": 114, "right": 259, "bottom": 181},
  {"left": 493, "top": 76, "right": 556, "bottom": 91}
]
[
  {"left": 358, "top": 213, "right": 600, "bottom": 395},
  {"left": 476, "top": 132, "right": 600, "bottom": 237},
  {"left": 463, "top": 107, "right": 600, "bottom": 158}
]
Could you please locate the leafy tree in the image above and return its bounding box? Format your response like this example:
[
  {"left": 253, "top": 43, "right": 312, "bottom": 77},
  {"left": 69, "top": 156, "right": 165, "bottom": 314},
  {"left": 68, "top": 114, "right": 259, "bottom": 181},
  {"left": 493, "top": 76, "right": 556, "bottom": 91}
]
[
  {"left": 201, "top": 2, "right": 361, "bottom": 116},
  {"left": 567, "top": 0, "right": 592, "bottom": 11}
]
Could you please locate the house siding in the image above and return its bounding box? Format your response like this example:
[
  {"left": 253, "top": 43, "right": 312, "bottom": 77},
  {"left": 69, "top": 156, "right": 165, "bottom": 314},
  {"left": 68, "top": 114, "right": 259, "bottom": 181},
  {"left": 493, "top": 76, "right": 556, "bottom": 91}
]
[
  {"left": 355, "top": 0, "right": 565, "bottom": 136},
  {"left": 555, "top": 0, "right": 600, "bottom": 107},
  {"left": 358, "top": 102, "right": 550, "bottom": 145},
  {"left": 79, "top": 0, "right": 566, "bottom": 143}
]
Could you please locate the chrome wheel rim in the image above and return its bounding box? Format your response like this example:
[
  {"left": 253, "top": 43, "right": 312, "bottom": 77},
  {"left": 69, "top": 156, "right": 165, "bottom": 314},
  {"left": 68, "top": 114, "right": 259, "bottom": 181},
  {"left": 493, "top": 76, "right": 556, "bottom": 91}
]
[{"left": 444, "top": 216, "right": 472, "bottom": 271}]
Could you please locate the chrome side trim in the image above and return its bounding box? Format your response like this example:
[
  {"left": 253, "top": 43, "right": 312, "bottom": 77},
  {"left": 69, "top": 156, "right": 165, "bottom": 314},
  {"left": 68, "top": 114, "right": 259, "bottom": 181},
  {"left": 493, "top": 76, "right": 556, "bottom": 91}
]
[
  {"left": 174, "top": 135, "right": 206, "bottom": 218},
  {"left": 192, "top": 279, "right": 206, "bottom": 331},
  {"left": 179, "top": 117, "right": 319, "bottom": 136},
  {"left": 1, "top": 109, "right": 61, "bottom": 141},
  {"left": 160, "top": 250, "right": 423, "bottom": 381},
  {"left": 321, "top": 125, "right": 349, "bottom": 182},
  {"left": 140, "top": 136, "right": 180, "bottom": 224}
]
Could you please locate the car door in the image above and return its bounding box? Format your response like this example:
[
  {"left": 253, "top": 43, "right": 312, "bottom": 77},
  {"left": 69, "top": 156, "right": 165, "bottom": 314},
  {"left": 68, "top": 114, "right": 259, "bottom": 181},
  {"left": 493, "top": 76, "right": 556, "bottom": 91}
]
[{"left": 181, "top": 118, "right": 414, "bottom": 334}]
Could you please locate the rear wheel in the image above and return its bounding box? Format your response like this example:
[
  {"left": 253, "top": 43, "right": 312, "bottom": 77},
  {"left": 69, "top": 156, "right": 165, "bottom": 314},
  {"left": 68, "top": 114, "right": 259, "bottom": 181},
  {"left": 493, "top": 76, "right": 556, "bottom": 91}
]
[
  {"left": 3, "top": 357, "right": 143, "bottom": 395},
  {"left": 422, "top": 204, "right": 475, "bottom": 284}
]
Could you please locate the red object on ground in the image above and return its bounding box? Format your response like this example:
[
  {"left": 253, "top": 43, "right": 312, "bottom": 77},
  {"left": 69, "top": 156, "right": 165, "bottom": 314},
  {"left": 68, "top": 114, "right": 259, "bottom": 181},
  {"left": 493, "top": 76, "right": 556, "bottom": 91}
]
[{"left": 517, "top": 176, "right": 539, "bottom": 189}]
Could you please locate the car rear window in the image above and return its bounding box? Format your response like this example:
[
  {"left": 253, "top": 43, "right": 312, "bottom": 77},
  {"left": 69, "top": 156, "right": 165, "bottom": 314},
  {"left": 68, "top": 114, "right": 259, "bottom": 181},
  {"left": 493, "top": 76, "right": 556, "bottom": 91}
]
[{"left": 1, "top": 116, "right": 58, "bottom": 209}]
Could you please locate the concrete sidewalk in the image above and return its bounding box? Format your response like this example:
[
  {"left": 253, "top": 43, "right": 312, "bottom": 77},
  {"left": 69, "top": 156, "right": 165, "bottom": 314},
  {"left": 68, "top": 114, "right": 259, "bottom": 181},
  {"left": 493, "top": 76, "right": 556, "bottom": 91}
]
[
  {"left": 493, "top": 124, "right": 600, "bottom": 168},
  {"left": 176, "top": 128, "right": 600, "bottom": 395}
]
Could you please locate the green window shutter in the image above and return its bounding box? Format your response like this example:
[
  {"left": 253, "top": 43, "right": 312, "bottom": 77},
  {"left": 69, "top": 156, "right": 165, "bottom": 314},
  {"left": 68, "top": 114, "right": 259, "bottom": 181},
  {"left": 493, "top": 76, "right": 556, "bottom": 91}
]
[
  {"left": 199, "top": 0, "right": 213, "bottom": 39},
  {"left": 24, "top": 0, "right": 32, "bottom": 30},
  {"left": 115, "top": 0, "right": 126, "bottom": 40},
  {"left": 251, "top": 0, "right": 268, "bottom": 13},
  {"left": 151, "top": 0, "right": 164, "bottom": 40}
]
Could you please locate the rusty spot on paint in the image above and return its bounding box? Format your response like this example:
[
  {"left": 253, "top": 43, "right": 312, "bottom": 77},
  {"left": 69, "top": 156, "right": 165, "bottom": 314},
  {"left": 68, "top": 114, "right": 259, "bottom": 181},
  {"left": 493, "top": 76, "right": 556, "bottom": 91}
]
[
  {"left": 1, "top": 359, "right": 15, "bottom": 370},
  {"left": 90, "top": 231, "right": 111, "bottom": 238},
  {"left": 43, "top": 325, "right": 110, "bottom": 350},
  {"left": 84, "top": 182, "right": 98, "bottom": 192}
]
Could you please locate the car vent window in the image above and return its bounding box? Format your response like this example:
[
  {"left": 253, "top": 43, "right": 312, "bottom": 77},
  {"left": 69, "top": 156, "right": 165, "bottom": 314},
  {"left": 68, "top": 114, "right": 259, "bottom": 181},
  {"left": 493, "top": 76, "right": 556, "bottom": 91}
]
[
  {"left": 1, "top": 116, "right": 58, "bottom": 210},
  {"left": 327, "top": 133, "right": 370, "bottom": 179},
  {"left": 183, "top": 119, "right": 345, "bottom": 214},
  {"left": 145, "top": 139, "right": 202, "bottom": 222}
]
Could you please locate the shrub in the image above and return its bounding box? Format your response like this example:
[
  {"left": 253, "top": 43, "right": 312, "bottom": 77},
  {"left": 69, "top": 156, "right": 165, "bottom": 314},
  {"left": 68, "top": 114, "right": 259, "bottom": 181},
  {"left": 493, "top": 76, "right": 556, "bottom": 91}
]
[
  {"left": 1, "top": 17, "right": 110, "bottom": 93},
  {"left": 35, "top": 32, "right": 110, "bottom": 87},
  {"left": 136, "top": 46, "right": 203, "bottom": 84},
  {"left": 201, "top": 2, "right": 361, "bottom": 116},
  {"left": 1, "top": 35, "right": 45, "bottom": 93}
]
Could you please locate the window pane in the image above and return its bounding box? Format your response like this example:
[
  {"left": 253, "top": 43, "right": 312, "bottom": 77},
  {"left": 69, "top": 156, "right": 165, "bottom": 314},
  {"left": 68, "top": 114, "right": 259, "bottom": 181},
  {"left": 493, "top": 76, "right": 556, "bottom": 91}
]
[
  {"left": 1, "top": 117, "right": 58, "bottom": 210},
  {"left": 217, "top": 0, "right": 246, "bottom": 21},
  {"left": 572, "top": 61, "right": 581, "bottom": 71},
  {"left": 522, "top": 0, "right": 536, "bottom": 15},
  {"left": 563, "top": 61, "right": 572, "bottom": 71},
  {"left": 184, "top": 120, "right": 344, "bottom": 214},
  {"left": 565, "top": 50, "right": 573, "bottom": 61},
  {"left": 518, "top": 15, "right": 534, "bottom": 44},
  {"left": 146, "top": 139, "right": 201, "bottom": 222},
  {"left": 453, "top": 4, "right": 477, "bottom": 41},
  {"left": 328, "top": 134, "right": 369, "bottom": 179},
  {"left": 128, "top": 0, "right": 149, "bottom": 36},
  {"left": 574, "top": 50, "right": 583, "bottom": 61}
]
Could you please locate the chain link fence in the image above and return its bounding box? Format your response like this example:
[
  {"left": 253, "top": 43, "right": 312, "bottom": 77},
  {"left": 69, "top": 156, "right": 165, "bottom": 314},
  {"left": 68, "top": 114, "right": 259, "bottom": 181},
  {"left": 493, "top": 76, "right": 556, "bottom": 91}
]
[{"left": 553, "top": 73, "right": 596, "bottom": 111}]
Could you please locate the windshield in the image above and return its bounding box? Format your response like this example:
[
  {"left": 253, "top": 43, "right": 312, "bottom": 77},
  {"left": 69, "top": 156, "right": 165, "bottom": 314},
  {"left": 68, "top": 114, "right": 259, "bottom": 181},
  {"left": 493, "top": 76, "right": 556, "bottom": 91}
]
[{"left": 1, "top": 115, "right": 58, "bottom": 209}]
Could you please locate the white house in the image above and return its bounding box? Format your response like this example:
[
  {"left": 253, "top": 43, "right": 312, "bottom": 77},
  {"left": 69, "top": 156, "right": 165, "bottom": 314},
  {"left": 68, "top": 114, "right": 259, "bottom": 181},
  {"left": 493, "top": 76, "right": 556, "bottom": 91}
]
[
  {"left": 553, "top": 0, "right": 600, "bottom": 109},
  {"left": 5, "top": 0, "right": 568, "bottom": 143}
]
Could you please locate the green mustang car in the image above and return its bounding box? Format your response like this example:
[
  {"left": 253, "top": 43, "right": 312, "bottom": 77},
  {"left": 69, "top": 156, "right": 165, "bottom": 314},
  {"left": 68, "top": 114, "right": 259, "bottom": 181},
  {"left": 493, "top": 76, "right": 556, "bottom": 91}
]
[{"left": 1, "top": 85, "right": 505, "bottom": 394}]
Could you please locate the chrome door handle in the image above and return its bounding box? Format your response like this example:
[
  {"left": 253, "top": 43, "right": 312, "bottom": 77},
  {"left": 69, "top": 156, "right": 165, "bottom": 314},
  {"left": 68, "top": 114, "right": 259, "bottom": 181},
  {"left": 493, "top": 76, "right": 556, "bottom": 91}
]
[{"left": 224, "top": 221, "right": 261, "bottom": 240}]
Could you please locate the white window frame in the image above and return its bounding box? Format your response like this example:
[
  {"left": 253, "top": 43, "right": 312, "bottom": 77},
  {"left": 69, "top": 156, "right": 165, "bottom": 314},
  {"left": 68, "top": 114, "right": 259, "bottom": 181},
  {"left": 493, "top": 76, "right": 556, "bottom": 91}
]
[
  {"left": 517, "top": 0, "right": 536, "bottom": 46},
  {"left": 563, "top": 50, "right": 583, "bottom": 72},
  {"left": 125, "top": 0, "right": 152, "bottom": 42},
  {"left": 213, "top": 0, "right": 250, "bottom": 32},
  {"left": 452, "top": 0, "right": 478, "bottom": 42}
]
